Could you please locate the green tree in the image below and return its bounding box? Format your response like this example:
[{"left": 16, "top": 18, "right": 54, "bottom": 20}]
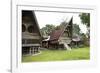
[
  {"left": 79, "top": 13, "right": 90, "bottom": 27},
  {"left": 73, "top": 24, "right": 81, "bottom": 36},
  {"left": 40, "top": 24, "right": 55, "bottom": 36},
  {"left": 55, "top": 21, "right": 68, "bottom": 30},
  {"left": 79, "top": 13, "right": 90, "bottom": 37},
  {"left": 79, "top": 13, "right": 90, "bottom": 46}
]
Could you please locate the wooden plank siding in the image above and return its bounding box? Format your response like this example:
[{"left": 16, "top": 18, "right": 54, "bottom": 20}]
[{"left": 22, "top": 10, "right": 42, "bottom": 55}]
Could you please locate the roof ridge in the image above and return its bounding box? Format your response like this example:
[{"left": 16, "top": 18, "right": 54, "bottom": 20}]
[{"left": 57, "top": 17, "right": 73, "bottom": 39}]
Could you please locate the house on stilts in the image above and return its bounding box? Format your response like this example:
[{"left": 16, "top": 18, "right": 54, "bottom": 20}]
[
  {"left": 42, "top": 17, "right": 73, "bottom": 50},
  {"left": 22, "top": 10, "right": 42, "bottom": 55}
]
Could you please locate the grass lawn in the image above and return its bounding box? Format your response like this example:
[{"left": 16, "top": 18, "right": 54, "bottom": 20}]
[{"left": 22, "top": 47, "right": 90, "bottom": 62}]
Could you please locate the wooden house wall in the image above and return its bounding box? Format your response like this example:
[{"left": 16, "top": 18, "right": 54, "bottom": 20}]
[
  {"left": 22, "top": 10, "right": 41, "bottom": 45},
  {"left": 22, "top": 10, "right": 42, "bottom": 55}
]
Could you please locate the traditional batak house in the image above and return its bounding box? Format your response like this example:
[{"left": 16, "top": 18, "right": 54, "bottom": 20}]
[
  {"left": 22, "top": 10, "right": 42, "bottom": 55},
  {"left": 42, "top": 18, "right": 73, "bottom": 50}
]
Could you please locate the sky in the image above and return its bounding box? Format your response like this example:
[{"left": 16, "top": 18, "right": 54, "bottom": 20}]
[{"left": 35, "top": 11, "right": 87, "bottom": 34}]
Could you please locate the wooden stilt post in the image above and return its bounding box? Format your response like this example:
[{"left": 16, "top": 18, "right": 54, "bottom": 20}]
[
  {"left": 37, "top": 47, "right": 38, "bottom": 53},
  {"left": 32, "top": 47, "right": 34, "bottom": 54},
  {"left": 29, "top": 47, "right": 31, "bottom": 55}
]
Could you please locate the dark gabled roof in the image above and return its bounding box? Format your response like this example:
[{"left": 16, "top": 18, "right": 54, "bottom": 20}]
[
  {"left": 49, "top": 29, "right": 64, "bottom": 41},
  {"left": 49, "top": 17, "right": 73, "bottom": 41},
  {"left": 32, "top": 11, "right": 42, "bottom": 37},
  {"left": 22, "top": 10, "right": 42, "bottom": 37}
]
